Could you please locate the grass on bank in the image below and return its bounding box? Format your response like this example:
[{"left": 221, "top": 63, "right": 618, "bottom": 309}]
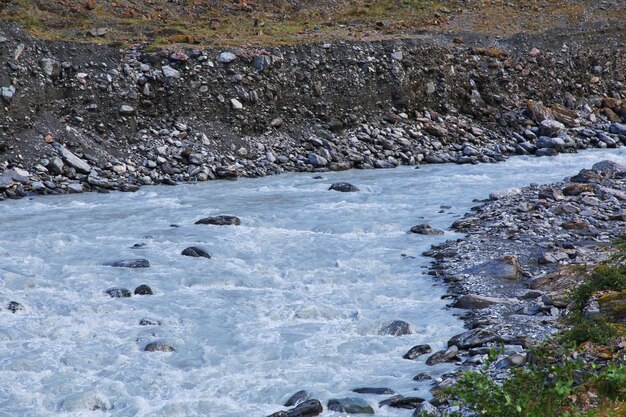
[{"left": 443, "top": 244, "right": 626, "bottom": 417}]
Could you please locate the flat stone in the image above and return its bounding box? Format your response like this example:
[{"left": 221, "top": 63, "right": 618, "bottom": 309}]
[
  {"left": 466, "top": 255, "right": 523, "bottom": 280},
  {"left": 218, "top": 52, "right": 237, "bottom": 63},
  {"left": 410, "top": 224, "right": 444, "bottom": 235},
  {"left": 413, "top": 401, "right": 441, "bottom": 417},
  {"left": 452, "top": 294, "right": 517, "bottom": 309},
  {"left": 103, "top": 259, "right": 150, "bottom": 268},
  {"left": 403, "top": 344, "right": 432, "bottom": 360},
  {"left": 162, "top": 66, "right": 180, "bottom": 79},
  {"left": 379, "top": 395, "right": 425, "bottom": 409},
  {"left": 352, "top": 387, "right": 395, "bottom": 395},
  {"left": 52, "top": 143, "right": 92, "bottom": 174},
  {"left": 327, "top": 398, "right": 374, "bottom": 414},
  {"left": 195, "top": 215, "right": 241, "bottom": 226}
]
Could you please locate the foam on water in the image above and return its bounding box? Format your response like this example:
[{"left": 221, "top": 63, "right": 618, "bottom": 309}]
[{"left": 0, "top": 149, "right": 624, "bottom": 417}]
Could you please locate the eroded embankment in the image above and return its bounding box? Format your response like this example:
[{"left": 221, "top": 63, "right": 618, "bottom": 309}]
[{"left": 0, "top": 21, "right": 624, "bottom": 199}]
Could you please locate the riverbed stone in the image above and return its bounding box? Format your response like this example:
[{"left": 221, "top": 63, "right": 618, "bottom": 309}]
[
  {"left": 410, "top": 224, "right": 444, "bottom": 235},
  {"left": 329, "top": 182, "right": 359, "bottom": 192},
  {"left": 426, "top": 345, "right": 459, "bottom": 365},
  {"left": 379, "top": 320, "right": 415, "bottom": 336},
  {"left": 379, "top": 395, "right": 425, "bottom": 409},
  {"left": 195, "top": 215, "right": 241, "bottom": 225},
  {"left": 413, "top": 401, "right": 441, "bottom": 417},
  {"left": 144, "top": 342, "right": 175, "bottom": 352},
  {"left": 327, "top": 398, "right": 374, "bottom": 414},
  {"left": 134, "top": 284, "right": 153, "bottom": 295},
  {"left": 447, "top": 328, "right": 499, "bottom": 349},
  {"left": 452, "top": 294, "right": 517, "bottom": 309},
  {"left": 103, "top": 259, "right": 150, "bottom": 268},
  {"left": 403, "top": 344, "right": 432, "bottom": 359},
  {"left": 105, "top": 288, "right": 131, "bottom": 298},
  {"left": 353, "top": 387, "right": 395, "bottom": 395},
  {"left": 466, "top": 255, "right": 524, "bottom": 280},
  {"left": 182, "top": 246, "right": 211, "bottom": 258},
  {"left": 284, "top": 390, "right": 309, "bottom": 407}
]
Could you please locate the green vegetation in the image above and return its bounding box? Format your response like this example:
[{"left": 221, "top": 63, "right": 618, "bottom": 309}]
[{"left": 444, "top": 244, "right": 626, "bottom": 417}]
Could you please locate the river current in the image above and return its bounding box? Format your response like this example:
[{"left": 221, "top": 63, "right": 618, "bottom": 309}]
[{"left": 0, "top": 149, "right": 624, "bottom": 417}]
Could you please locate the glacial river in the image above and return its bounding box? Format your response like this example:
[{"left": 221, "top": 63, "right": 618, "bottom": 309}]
[{"left": 0, "top": 149, "right": 624, "bottom": 417}]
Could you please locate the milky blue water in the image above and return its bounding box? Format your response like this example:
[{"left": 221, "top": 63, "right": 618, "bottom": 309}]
[{"left": 0, "top": 148, "right": 624, "bottom": 417}]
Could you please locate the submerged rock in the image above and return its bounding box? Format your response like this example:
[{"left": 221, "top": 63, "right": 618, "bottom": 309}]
[
  {"left": 195, "top": 215, "right": 241, "bottom": 225},
  {"left": 103, "top": 259, "right": 150, "bottom": 268},
  {"left": 269, "top": 399, "right": 323, "bottom": 417},
  {"left": 329, "top": 182, "right": 359, "bottom": 192},
  {"left": 327, "top": 398, "right": 374, "bottom": 414},
  {"left": 379, "top": 320, "right": 415, "bottom": 336},
  {"left": 426, "top": 345, "right": 459, "bottom": 365},
  {"left": 353, "top": 387, "right": 395, "bottom": 395},
  {"left": 6, "top": 301, "right": 24, "bottom": 313},
  {"left": 105, "top": 288, "right": 131, "bottom": 298},
  {"left": 144, "top": 342, "right": 175, "bottom": 352}
]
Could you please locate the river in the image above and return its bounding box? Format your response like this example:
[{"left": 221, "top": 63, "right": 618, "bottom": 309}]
[{"left": 0, "top": 148, "right": 624, "bottom": 417}]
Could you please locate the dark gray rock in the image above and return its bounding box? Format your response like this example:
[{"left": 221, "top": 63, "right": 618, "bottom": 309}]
[
  {"left": 426, "top": 345, "right": 459, "bottom": 365},
  {"left": 353, "top": 387, "right": 395, "bottom": 395},
  {"left": 413, "top": 372, "right": 432, "bottom": 381},
  {"left": 452, "top": 294, "right": 517, "bottom": 309},
  {"left": 591, "top": 160, "right": 625, "bottom": 173},
  {"left": 284, "top": 399, "right": 323, "bottom": 417},
  {"left": 413, "top": 401, "right": 440, "bottom": 417},
  {"left": 103, "top": 259, "right": 150, "bottom": 268},
  {"left": 379, "top": 395, "right": 425, "bottom": 409},
  {"left": 284, "top": 390, "right": 309, "bottom": 407},
  {"left": 379, "top": 320, "right": 414, "bottom": 336},
  {"left": 139, "top": 318, "right": 161, "bottom": 326},
  {"left": 105, "top": 288, "right": 131, "bottom": 298},
  {"left": 410, "top": 224, "right": 444, "bottom": 235},
  {"left": 6, "top": 301, "right": 24, "bottom": 313},
  {"left": 327, "top": 398, "right": 374, "bottom": 414},
  {"left": 252, "top": 55, "right": 272, "bottom": 71},
  {"left": 403, "top": 344, "right": 432, "bottom": 359},
  {"left": 144, "top": 342, "right": 175, "bottom": 352},
  {"left": 134, "top": 284, "right": 153, "bottom": 295},
  {"left": 329, "top": 182, "right": 359, "bottom": 192},
  {"left": 182, "top": 247, "right": 211, "bottom": 258},
  {"left": 466, "top": 255, "right": 523, "bottom": 280},
  {"left": 307, "top": 153, "right": 328, "bottom": 167},
  {"left": 195, "top": 215, "right": 241, "bottom": 225},
  {"left": 447, "top": 328, "right": 499, "bottom": 349}
]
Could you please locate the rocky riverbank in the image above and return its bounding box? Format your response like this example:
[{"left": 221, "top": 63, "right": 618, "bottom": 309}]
[
  {"left": 0, "top": 20, "right": 625, "bottom": 200},
  {"left": 419, "top": 160, "right": 625, "bottom": 415}
]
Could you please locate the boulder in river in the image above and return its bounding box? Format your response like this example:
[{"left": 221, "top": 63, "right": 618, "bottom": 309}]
[
  {"left": 195, "top": 215, "right": 241, "bottom": 225},
  {"left": 353, "top": 387, "right": 395, "bottom": 395},
  {"left": 410, "top": 224, "right": 444, "bottom": 235},
  {"left": 379, "top": 320, "right": 415, "bottom": 336},
  {"left": 144, "top": 341, "right": 175, "bottom": 352},
  {"left": 329, "top": 182, "right": 359, "bottom": 192},
  {"left": 182, "top": 246, "right": 211, "bottom": 258},
  {"left": 105, "top": 288, "right": 131, "bottom": 298},
  {"left": 403, "top": 344, "right": 432, "bottom": 360},
  {"left": 379, "top": 395, "right": 425, "bottom": 409},
  {"left": 327, "top": 398, "right": 374, "bottom": 414},
  {"left": 134, "top": 284, "right": 153, "bottom": 295},
  {"left": 103, "top": 259, "right": 150, "bottom": 268},
  {"left": 268, "top": 399, "right": 323, "bottom": 417},
  {"left": 6, "top": 301, "right": 24, "bottom": 313},
  {"left": 284, "top": 390, "right": 309, "bottom": 407}
]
